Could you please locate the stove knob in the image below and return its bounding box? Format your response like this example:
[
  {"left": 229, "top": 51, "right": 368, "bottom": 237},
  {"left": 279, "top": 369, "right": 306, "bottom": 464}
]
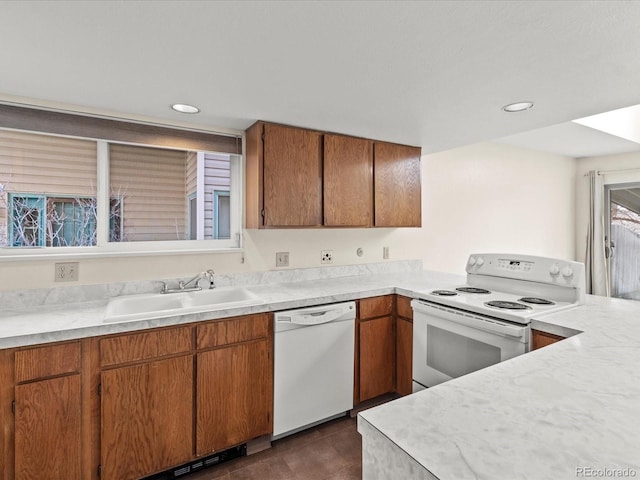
[
  {"left": 476, "top": 257, "right": 485, "bottom": 267},
  {"left": 561, "top": 266, "right": 574, "bottom": 278},
  {"left": 468, "top": 256, "right": 476, "bottom": 266},
  {"left": 549, "top": 264, "right": 560, "bottom": 276}
]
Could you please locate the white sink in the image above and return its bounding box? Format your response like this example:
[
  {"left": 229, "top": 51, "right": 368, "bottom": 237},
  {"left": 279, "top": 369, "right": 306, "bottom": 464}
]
[
  {"left": 104, "top": 287, "right": 264, "bottom": 322},
  {"left": 106, "top": 293, "right": 184, "bottom": 318},
  {"left": 182, "top": 287, "right": 263, "bottom": 309}
]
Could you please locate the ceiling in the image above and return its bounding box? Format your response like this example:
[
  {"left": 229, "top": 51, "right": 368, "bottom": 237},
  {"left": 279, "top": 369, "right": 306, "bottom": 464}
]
[{"left": 2, "top": 1, "right": 640, "bottom": 156}]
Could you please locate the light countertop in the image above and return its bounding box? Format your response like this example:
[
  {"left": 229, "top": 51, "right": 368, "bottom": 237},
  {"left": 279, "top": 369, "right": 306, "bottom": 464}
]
[
  {"left": 2, "top": 265, "right": 637, "bottom": 479},
  {"left": 358, "top": 293, "right": 640, "bottom": 479}
]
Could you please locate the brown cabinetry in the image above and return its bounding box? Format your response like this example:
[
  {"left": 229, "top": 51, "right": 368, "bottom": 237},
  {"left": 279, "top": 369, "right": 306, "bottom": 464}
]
[
  {"left": 395, "top": 296, "right": 413, "bottom": 396},
  {"left": 374, "top": 142, "right": 422, "bottom": 227},
  {"left": 246, "top": 121, "right": 421, "bottom": 229},
  {"left": 357, "top": 296, "right": 395, "bottom": 403},
  {"left": 196, "top": 313, "right": 273, "bottom": 455},
  {"left": 247, "top": 122, "right": 323, "bottom": 228},
  {"left": 324, "top": 134, "right": 373, "bottom": 226},
  {"left": 531, "top": 329, "right": 565, "bottom": 350},
  {"left": 99, "top": 326, "right": 194, "bottom": 480},
  {"left": 13, "top": 342, "right": 82, "bottom": 480}
]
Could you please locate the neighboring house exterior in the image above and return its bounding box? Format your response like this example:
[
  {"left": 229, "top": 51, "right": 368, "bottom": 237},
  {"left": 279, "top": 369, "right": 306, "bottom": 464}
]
[{"left": 0, "top": 129, "right": 231, "bottom": 247}]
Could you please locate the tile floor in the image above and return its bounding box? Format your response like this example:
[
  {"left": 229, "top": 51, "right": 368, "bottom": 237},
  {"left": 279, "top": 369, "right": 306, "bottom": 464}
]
[{"left": 188, "top": 415, "right": 362, "bottom": 480}]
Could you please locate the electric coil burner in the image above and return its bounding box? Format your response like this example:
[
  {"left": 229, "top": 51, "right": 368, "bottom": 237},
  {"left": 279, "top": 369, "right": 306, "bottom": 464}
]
[
  {"left": 455, "top": 287, "right": 491, "bottom": 294},
  {"left": 485, "top": 300, "right": 531, "bottom": 310},
  {"left": 519, "top": 297, "right": 555, "bottom": 305},
  {"left": 431, "top": 290, "right": 458, "bottom": 296}
]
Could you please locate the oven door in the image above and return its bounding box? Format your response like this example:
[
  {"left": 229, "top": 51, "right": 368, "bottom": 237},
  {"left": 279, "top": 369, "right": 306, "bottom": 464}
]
[{"left": 412, "top": 300, "right": 529, "bottom": 390}]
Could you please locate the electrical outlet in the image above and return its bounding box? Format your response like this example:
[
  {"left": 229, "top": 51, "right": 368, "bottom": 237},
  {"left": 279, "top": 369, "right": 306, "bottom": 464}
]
[
  {"left": 321, "top": 250, "right": 333, "bottom": 264},
  {"left": 55, "top": 262, "right": 79, "bottom": 282},
  {"left": 383, "top": 246, "right": 390, "bottom": 260},
  {"left": 276, "top": 252, "right": 290, "bottom": 267}
]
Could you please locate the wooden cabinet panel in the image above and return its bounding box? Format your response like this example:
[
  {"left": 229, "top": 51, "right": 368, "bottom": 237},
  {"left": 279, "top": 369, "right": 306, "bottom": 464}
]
[
  {"left": 196, "top": 339, "right": 272, "bottom": 455},
  {"left": 15, "top": 375, "right": 82, "bottom": 480},
  {"left": 263, "top": 123, "right": 322, "bottom": 227},
  {"left": 15, "top": 341, "right": 80, "bottom": 383},
  {"left": 360, "top": 295, "right": 394, "bottom": 320},
  {"left": 324, "top": 134, "right": 373, "bottom": 226},
  {"left": 197, "top": 313, "right": 270, "bottom": 350},
  {"left": 396, "top": 295, "right": 413, "bottom": 320},
  {"left": 396, "top": 317, "right": 413, "bottom": 396},
  {"left": 100, "top": 326, "right": 193, "bottom": 367},
  {"left": 532, "top": 329, "right": 565, "bottom": 350},
  {"left": 374, "top": 142, "right": 421, "bottom": 227},
  {"left": 359, "top": 315, "right": 395, "bottom": 402},
  {"left": 101, "top": 355, "right": 193, "bottom": 480}
]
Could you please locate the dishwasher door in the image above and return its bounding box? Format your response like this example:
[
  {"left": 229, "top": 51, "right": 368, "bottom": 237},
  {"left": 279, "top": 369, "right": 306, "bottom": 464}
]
[{"left": 272, "top": 302, "right": 356, "bottom": 440}]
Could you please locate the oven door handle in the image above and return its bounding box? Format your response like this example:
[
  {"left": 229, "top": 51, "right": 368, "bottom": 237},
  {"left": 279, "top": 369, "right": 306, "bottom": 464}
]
[{"left": 413, "top": 301, "right": 527, "bottom": 339}]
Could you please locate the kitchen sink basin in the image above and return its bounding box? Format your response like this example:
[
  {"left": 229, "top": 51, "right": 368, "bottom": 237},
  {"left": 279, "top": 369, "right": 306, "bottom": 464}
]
[
  {"left": 104, "top": 287, "right": 264, "bottom": 322},
  {"left": 106, "top": 293, "right": 184, "bottom": 318},
  {"left": 182, "top": 287, "right": 263, "bottom": 308}
]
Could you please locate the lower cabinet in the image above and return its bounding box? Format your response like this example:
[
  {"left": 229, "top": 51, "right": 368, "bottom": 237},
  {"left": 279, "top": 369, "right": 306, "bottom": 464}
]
[
  {"left": 9, "top": 341, "right": 83, "bottom": 480},
  {"left": 196, "top": 339, "right": 271, "bottom": 454},
  {"left": 100, "top": 355, "right": 194, "bottom": 480},
  {"left": 15, "top": 375, "right": 82, "bottom": 480},
  {"left": 531, "top": 329, "right": 565, "bottom": 350},
  {"left": 395, "top": 296, "right": 413, "bottom": 396},
  {"left": 358, "top": 296, "right": 395, "bottom": 403},
  {"left": 0, "top": 313, "right": 273, "bottom": 480}
]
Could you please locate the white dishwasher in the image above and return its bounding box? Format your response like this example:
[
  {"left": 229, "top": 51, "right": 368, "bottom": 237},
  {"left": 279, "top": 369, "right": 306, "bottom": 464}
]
[{"left": 272, "top": 301, "right": 356, "bottom": 440}]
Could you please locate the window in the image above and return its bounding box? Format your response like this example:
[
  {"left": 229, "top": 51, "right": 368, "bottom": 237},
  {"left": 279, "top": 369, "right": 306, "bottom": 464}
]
[
  {"left": 213, "top": 190, "right": 231, "bottom": 239},
  {"left": 0, "top": 105, "right": 243, "bottom": 258},
  {"left": 8, "top": 194, "right": 123, "bottom": 247}
]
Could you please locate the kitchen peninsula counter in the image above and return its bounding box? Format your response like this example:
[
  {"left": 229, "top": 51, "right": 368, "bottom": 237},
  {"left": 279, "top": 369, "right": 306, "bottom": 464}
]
[{"left": 358, "top": 293, "right": 640, "bottom": 479}]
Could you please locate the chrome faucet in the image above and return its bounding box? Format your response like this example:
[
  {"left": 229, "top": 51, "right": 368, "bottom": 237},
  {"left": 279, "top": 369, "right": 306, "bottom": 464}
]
[{"left": 161, "top": 269, "right": 215, "bottom": 294}]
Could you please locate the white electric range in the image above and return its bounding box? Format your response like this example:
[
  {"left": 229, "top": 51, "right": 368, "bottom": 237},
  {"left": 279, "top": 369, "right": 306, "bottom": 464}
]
[{"left": 412, "top": 253, "right": 586, "bottom": 390}]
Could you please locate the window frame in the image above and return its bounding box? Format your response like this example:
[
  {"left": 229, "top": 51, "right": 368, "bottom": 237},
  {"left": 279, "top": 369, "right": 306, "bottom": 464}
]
[
  {"left": 0, "top": 110, "right": 245, "bottom": 261},
  {"left": 213, "top": 190, "right": 231, "bottom": 240}
]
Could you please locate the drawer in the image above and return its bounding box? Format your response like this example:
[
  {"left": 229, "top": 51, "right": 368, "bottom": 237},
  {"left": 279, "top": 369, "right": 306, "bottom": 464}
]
[
  {"left": 396, "top": 295, "right": 413, "bottom": 320},
  {"left": 15, "top": 341, "right": 81, "bottom": 383},
  {"left": 359, "top": 295, "right": 393, "bottom": 320},
  {"left": 197, "top": 313, "right": 270, "bottom": 350},
  {"left": 100, "top": 326, "right": 193, "bottom": 367}
]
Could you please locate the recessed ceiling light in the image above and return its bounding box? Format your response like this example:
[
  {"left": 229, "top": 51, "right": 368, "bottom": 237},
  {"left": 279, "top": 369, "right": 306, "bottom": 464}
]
[
  {"left": 171, "top": 103, "right": 200, "bottom": 114},
  {"left": 502, "top": 101, "right": 534, "bottom": 113}
]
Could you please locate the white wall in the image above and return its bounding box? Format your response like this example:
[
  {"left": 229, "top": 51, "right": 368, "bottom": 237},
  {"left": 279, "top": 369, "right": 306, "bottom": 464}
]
[
  {"left": 575, "top": 151, "right": 640, "bottom": 268},
  {"left": 0, "top": 142, "right": 577, "bottom": 291}
]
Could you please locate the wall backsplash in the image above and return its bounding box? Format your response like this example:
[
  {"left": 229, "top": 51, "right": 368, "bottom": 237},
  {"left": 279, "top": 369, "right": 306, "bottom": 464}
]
[{"left": 2, "top": 260, "right": 423, "bottom": 311}]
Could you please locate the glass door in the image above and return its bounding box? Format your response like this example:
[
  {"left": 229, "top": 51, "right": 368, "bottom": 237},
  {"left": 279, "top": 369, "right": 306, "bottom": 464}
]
[{"left": 606, "top": 183, "right": 640, "bottom": 299}]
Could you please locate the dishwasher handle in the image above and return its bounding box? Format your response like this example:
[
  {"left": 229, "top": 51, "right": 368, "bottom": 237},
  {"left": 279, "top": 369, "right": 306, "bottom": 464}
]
[{"left": 278, "top": 306, "right": 352, "bottom": 325}]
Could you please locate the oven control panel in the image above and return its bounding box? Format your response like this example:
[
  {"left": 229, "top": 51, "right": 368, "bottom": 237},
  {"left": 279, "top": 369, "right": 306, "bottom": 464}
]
[
  {"left": 496, "top": 259, "right": 533, "bottom": 272},
  {"left": 466, "top": 253, "right": 586, "bottom": 290}
]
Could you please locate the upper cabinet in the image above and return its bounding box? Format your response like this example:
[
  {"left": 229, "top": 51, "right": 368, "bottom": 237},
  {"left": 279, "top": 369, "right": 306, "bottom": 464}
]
[
  {"left": 246, "top": 122, "right": 323, "bottom": 228},
  {"left": 246, "top": 121, "right": 421, "bottom": 228},
  {"left": 374, "top": 142, "right": 422, "bottom": 227},
  {"left": 324, "top": 134, "right": 373, "bottom": 227}
]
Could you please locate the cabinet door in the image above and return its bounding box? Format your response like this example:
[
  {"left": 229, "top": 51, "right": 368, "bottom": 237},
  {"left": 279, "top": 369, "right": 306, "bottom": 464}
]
[
  {"left": 324, "top": 134, "right": 373, "bottom": 226},
  {"left": 263, "top": 123, "right": 322, "bottom": 227},
  {"left": 359, "top": 316, "right": 395, "bottom": 402},
  {"left": 374, "top": 142, "right": 421, "bottom": 227},
  {"left": 197, "top": 339, "right": 272, "bottom": 455},
  {"left": 101, "top": 355, "right": 193, "bottom": 480},
  {"left": 396, "top": 316, "right": 413, "bottom": 396},
  {"left": 15, "top": 375, "right": 82, "bottom": 480}
]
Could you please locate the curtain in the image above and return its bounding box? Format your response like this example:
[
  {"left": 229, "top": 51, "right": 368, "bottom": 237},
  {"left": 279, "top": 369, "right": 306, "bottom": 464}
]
[{"left": 585, "top": 171, "right": 610, "bottom": 296}]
